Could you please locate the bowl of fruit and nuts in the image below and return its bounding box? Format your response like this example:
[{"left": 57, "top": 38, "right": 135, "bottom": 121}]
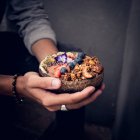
[{"left": 39, "top": 52, "right": 104, "bottom": 93}]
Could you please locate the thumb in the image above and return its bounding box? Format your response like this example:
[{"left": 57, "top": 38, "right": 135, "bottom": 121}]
[
  {"left": 30, "top": 76, "right": 61, "bottom": 90},
  {"left": 50, "top": 78, "right": 61, "bottom": 89}
]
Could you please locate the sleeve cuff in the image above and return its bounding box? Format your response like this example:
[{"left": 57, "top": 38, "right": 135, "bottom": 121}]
[{"left": 23, "top": 21, "right": 57, "bottom": 55}]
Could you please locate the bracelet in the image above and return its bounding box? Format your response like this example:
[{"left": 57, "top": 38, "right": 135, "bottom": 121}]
[{"left": 12, "top": 74, "right": 23, "bottom": 103}]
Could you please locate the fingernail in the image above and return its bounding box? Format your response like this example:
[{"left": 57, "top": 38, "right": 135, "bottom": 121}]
[
  {"left": 51, "top": 79, "right": 61, "bottom": 88},
  {"left": 98, "top": 91, "right": 103, "bottom": 95},
  {"left": 98, "top": 90, "right": 103, "bottom": 95},
  {"left": 90, "top": 86, "right": 95, "bottom": 92}
]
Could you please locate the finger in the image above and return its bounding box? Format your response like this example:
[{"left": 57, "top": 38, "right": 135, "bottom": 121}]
[
  {"left": 42, "top": 86, "right": 95, "bottom": 106},
  {"left": 100, "top": 83, "right": 105, "bottom": 91},
  {"left": 66, "top": 89, "right": 103, "bottom": 110},
  {"left": 41, "top": 85, "right": 104, "bottom": 111},
  {"left": 45, "top": 106, "right": 60, "bottom": 112},
  {"left": 27, "top": 75, "right": 61, "bottom": 90},
  {"left": 31, "top": 86, "right": 95, "bottom": 107},
  {"left": 25, "top": 72, "right": 39, "bottom": 76},
  {"left": 44, "top": 89, "right": 102, "bottom": 111}
]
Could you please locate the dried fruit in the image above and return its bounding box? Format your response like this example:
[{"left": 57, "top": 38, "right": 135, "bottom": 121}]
[{"left": 82, "top": 66, "right": 93, "bottom": 78}]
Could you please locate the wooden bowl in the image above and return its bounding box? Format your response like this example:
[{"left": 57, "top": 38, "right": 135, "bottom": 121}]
[{"left": 39, "top": 52, "right": 104, "bottom": 93}]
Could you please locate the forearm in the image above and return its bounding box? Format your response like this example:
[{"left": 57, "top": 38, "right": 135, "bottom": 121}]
[
  {"left": 0, "top": 75, "right": 14, "bottom": 96},
  {"left": 7, "top": 0, "right": 57, "bottom": 56},
  {"left": 31, "top": 38, "right": 58, "bottom": 62},
  {"left": 0, "top": 75, "right": 25, "bottom": 97}
]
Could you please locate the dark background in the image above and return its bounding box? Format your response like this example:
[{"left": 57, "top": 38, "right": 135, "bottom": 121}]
[{"left": 43, "top": 0, "right": 132, "bottom": 126}]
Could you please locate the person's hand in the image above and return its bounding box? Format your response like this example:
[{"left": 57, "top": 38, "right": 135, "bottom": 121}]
[{"left": 16, "top": 72, "right": 105, "bottom": 111}]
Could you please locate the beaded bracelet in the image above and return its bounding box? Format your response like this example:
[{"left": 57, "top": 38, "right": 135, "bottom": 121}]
[{"left": 12, "top": 74, "right": 23, "bottom": 103}]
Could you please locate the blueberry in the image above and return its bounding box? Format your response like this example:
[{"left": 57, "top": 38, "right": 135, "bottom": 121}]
[
  {"left": 60, "top": 67, "right": 68, "bottom": 74},
  {"left": 77, "top": 52, "right": 85, "bottom": 59},
  {"left": 68, "top": 62, "right": 76, "bottom": 70},
  {"left": 75, "top": 57, "right": 83, "bottom": 64}
]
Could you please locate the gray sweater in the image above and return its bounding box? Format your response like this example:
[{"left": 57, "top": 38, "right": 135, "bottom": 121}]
[{"left": 6, "top": 0, "right": 56, "bottom": 54}]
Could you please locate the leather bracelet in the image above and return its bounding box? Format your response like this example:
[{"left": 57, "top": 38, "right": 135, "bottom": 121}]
[{"left": 12, "top": 74, "right": 23, "bottom": 103}]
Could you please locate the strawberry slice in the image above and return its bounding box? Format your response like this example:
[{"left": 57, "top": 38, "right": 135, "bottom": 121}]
[{"left": 54, "top": 69, "right": 61, "bottom": 78}]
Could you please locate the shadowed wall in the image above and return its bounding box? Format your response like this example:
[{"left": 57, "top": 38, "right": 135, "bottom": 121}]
[{"left": 43, "top": 0, "right": 132, "bottom": 126}]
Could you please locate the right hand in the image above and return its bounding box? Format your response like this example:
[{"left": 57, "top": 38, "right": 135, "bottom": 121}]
[{"left": 16, "top": 72, "right": 105, "bottom": 111}]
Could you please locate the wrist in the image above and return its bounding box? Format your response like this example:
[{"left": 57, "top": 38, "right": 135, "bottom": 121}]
[
  {"left": 12, "top": 74, "right": 24, "bottom": 103},
  {"left": 16, "top": 75, "right": 25, "bottom": 96},
  {"left": 31, "top": 38, "right": 58, "bottom": 62}
]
